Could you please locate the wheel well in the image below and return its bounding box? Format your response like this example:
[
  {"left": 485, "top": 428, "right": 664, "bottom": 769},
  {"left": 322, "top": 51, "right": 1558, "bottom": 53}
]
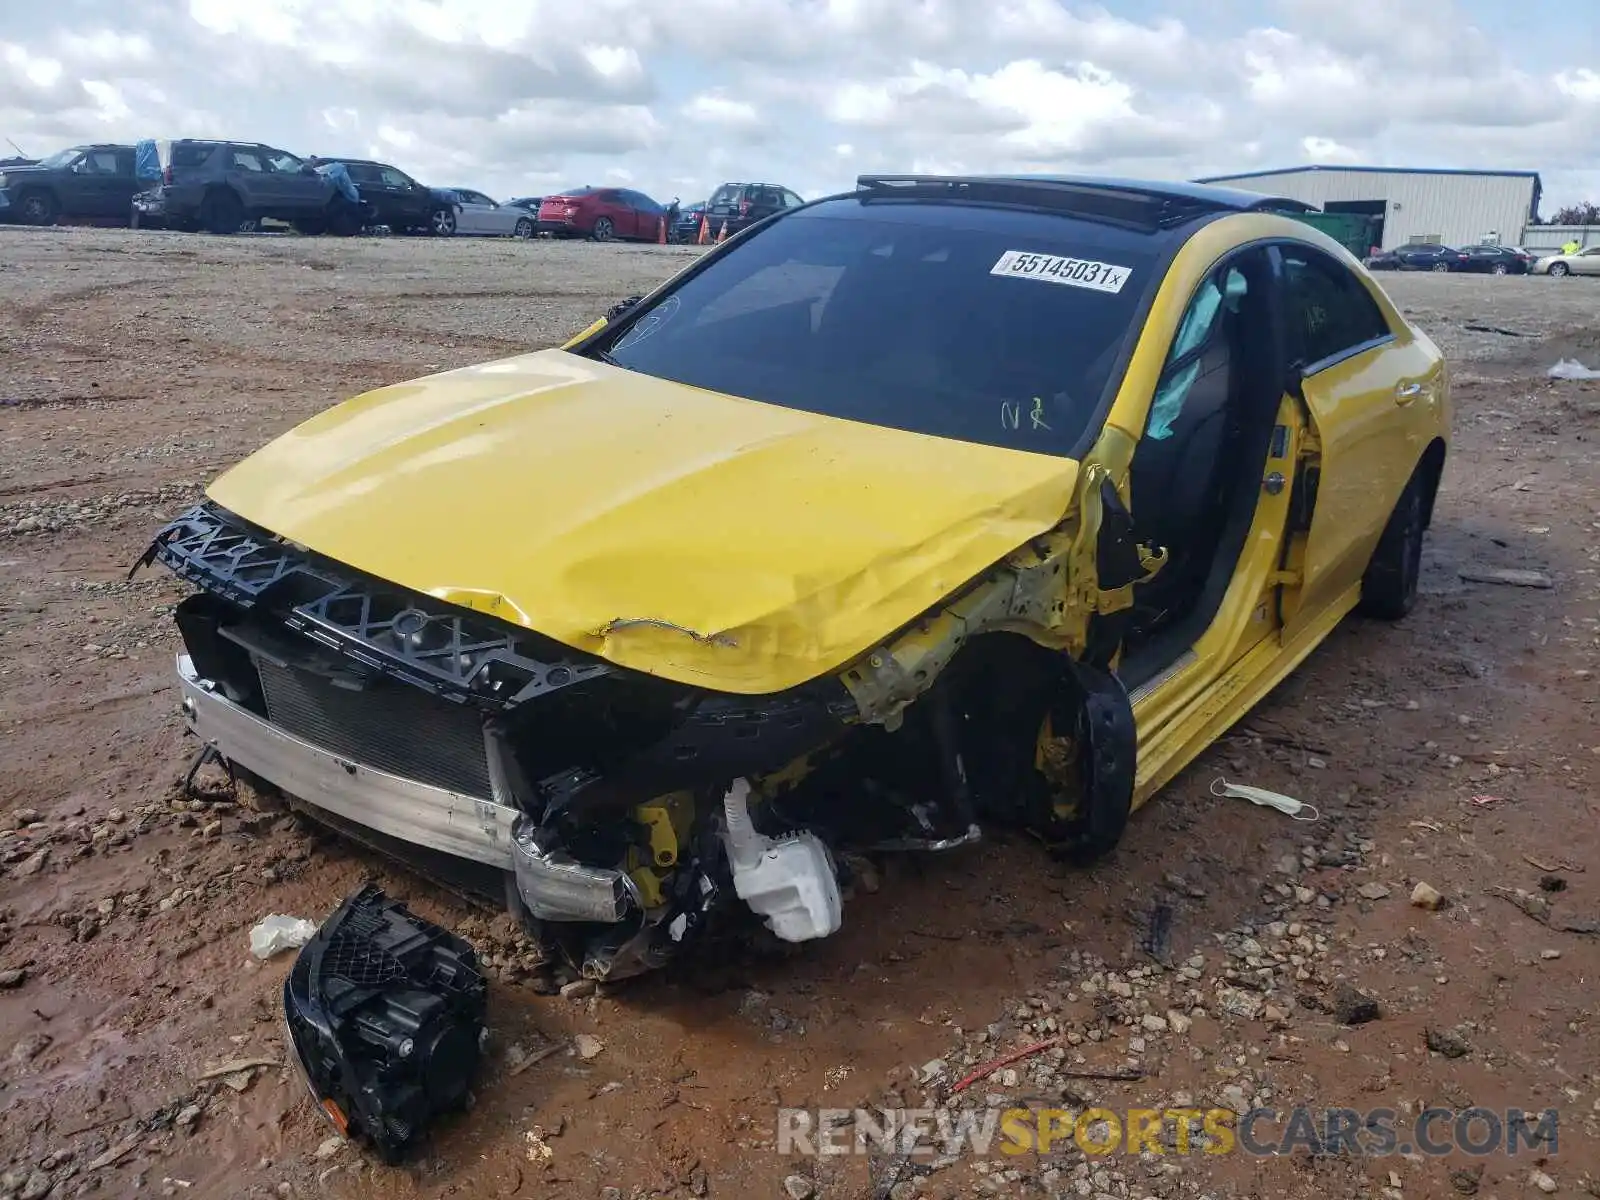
[{"left": 1415, "top": 437, "right": 1446, "bottom": 530}]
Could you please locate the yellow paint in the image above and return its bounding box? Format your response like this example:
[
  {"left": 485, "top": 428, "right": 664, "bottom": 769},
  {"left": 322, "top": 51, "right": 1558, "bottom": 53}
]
[
  {"left": 207, "top": 348, "right": 1081, "bottom": 694},
  {"left": 205, "top": 203, "right": 1449, "bottom": 817}
]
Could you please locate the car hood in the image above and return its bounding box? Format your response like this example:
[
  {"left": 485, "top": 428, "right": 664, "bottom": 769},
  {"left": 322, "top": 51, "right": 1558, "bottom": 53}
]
[{"left": 206, "top": 349, "right": 1081, "bottom": 694}]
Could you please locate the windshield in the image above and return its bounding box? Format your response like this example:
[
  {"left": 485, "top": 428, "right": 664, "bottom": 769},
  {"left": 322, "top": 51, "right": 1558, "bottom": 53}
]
[
  {"left": 709, "top": 185, "right": 743, "bottom": 207},
  {"left": 598, "top": 198, "right": 1163, "bottom": 457},
  {"left": 35, "top": 148, "right": 85, "bottom": 169}
]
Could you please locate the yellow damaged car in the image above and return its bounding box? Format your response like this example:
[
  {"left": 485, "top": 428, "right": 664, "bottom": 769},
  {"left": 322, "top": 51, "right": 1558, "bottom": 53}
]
[{"left": 139, "top": 174, "right": 1449, "bottom": 981}]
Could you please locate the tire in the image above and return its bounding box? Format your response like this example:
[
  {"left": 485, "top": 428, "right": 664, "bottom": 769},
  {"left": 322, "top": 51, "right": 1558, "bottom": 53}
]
[
  {"left": 16, "top": 189, "right": 58, "bottom": 226},
  {"left": 514, "top": 217, "right": 534, "bottom": 239},
  {"left": 429, "top": 207, "right": 456, "bottom": 236},
  {"left": 200, "top": 189, "right": 243, "bottom": 235},
  {"left": 1549, "top": 262, "right": 1570, "bottom": 277},
  {"left": 1429, "top": 261, "right": 1449, "bottom": 272},
  {"left": 591, "top": 216, "right": 614, "bottom": 242},
  {"left": 1359, "top": 469, "right": 1427, "bottom": 620},
  {"left": 1492, "top": 263, "right": 1508, "bottom": 275},
  {"left": 325, "top": 201, "right": 361, "bottom": 237}
]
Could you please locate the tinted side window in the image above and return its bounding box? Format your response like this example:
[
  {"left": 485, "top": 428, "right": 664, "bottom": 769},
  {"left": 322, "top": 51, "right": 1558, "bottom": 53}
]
[
  {"left": 379, "top": 167, "right": 413, "bottom": 188},
  {"left": 172, "top": 143, "right": 216, "bottom": 167},
  {"left": 228, "top": 149, "right": 265, "bottom": 172},
  {"left": 344, "top": 163, "right": 381, "bottom": 184},
  {"left": 1281, "top": 247, "right": 1391, "bottom": 368},
  {"left": 84, "top": 151, "right": 120, "bottom": 173}
]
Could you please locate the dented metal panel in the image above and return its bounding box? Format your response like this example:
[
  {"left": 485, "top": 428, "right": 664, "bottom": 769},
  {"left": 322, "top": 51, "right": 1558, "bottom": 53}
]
[{"left": 203, "top": 348, "right": 1083, "bottom": 695}]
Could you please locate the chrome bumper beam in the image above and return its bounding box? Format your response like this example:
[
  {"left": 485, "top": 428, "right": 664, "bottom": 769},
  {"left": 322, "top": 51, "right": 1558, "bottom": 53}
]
[{"left": 175, "top": 654, "right": 519, "bottom": 869}]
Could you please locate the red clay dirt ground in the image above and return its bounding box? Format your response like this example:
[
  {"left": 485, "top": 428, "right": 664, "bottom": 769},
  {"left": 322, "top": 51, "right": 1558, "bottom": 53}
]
[{"left": 1, "top": 228, "right": 1597, "bottom": 1200}]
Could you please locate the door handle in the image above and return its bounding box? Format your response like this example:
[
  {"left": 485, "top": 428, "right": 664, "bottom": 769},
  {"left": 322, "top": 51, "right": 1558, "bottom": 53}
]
[{"left": 1394, "top": 381, "right": 1424, "bottom": 404}]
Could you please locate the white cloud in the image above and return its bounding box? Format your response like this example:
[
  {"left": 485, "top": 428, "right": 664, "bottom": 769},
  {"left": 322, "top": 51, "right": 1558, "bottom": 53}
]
[
  {"left": 681, "top": 92, "right": 760, "bottom": 127},
  {"left": 1301, "top": 136, "right": 1361, "bottom": 165},
  {"left": 0, "top": 1, "right": 1595, "bottom": 209}
]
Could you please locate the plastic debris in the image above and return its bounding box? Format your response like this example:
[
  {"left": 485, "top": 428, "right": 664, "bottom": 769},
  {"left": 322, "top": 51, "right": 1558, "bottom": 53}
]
[
  {"left": 1209, "top": 777, "right": 1320, "bottom": 821},
  {"left": 249, "top": 914, "right": 318, "bottom": 959},
  {"left": 1547, "top": 358, "right": 1600, "bottom": 380}
]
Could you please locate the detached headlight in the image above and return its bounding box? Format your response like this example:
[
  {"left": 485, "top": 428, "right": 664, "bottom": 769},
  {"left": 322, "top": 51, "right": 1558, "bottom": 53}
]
[{"left": 283, "top": 884, "right": 488, "bottom": 1164}]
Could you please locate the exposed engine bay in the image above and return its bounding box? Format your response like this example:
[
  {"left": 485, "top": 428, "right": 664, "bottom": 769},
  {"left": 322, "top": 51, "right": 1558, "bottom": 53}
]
[{"left": 137, "top": 498, "right": 1140, "bottom": 982}]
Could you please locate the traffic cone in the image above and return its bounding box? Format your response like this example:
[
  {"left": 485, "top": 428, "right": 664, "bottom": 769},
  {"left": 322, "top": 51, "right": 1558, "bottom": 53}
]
[
  {"left": 657, "top": 216, "right": 666, "bottom": 244},
  {"left": 697, "top": 214, "right": 708, "bottom": 245},
  {"left": 716, "top": 220, "right": 727, "bottom": 243}
]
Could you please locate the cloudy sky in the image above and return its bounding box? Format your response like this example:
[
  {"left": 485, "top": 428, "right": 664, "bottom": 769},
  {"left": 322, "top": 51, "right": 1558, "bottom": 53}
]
[{"left": 3, "top": 0, "right": 1597, "bottom": 210}]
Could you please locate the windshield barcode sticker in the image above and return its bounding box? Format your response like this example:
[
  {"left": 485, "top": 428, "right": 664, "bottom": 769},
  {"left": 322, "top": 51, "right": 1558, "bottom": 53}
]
[{"left": 991, "top": 251, "right": 1132, "bottom": 293}]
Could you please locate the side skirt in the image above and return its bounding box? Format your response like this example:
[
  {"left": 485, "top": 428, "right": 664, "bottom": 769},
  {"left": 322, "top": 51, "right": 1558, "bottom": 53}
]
[{"left": 1129, "top": 582, "right": 1360, "bottom": 807}]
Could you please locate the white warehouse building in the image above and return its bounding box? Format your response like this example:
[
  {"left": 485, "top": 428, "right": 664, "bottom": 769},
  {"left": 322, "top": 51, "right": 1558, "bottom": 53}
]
[{"left": 1194, "top": 166, "right": 1543, "bottom": 251}]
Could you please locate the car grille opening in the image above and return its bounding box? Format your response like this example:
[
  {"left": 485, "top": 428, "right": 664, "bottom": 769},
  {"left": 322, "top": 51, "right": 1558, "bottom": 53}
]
[{"left": 255, "top": 660, "right": 493, "bottom": 800}]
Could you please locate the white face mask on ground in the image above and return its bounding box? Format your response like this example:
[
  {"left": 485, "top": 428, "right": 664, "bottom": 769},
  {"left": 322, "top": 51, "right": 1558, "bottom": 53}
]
[{"left": 1210, "top": 776, "right": 1321, "bottom": 822}]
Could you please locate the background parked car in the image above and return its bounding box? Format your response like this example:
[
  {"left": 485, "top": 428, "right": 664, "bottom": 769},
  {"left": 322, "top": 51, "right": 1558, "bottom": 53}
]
[
  {"left": 132, "top": 140, "right": 365, "bottom": 235},
  {"left": 0, "top": 144, "right": 139, "bottom": 225},
  {"left": 703, "top": 181, "right": 804, "bottom": 237},
  {"left": 504, "top": 196, "right": 543, "bottom": 215},
  {"left": 1364, "top": 243, "right": 1469, "bottom": 272},
  {"left": 1458, "top": 244, "right": 1535, "bottom": 275},
  {"left": 537, "top": 187, "right": 665, "bottom": 241},
  {"left": 1533, "top": 246, "right": 1600, "bottom": 277},
  {"left": 307, "top": 157, "right": 449, "bottom": 235},
  {"left": 671, "top": 200, "right": 707, "bottom": 242},
  {"left": 435, "top": 188, "right": 536, "bottom": 237}
]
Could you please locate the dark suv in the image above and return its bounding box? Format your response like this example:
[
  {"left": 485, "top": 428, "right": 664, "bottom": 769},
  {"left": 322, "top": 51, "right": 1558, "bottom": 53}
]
[
  {"left": 703, "top": 182, "right": 804, "bottom": 237},
  {"left": 132, "top": 140, "right": 365, "bottom": 235},
  {"left": 305, "top": 157, "right": 454, "bottom": 235},
  {"left": 0, "top": 144, "right": 139, "bottom": 225}
]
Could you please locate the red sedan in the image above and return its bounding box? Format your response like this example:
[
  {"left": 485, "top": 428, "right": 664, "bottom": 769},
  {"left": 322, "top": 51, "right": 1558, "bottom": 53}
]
[{"left": 536, "top": 187, "right": 665, "bottom": 241}]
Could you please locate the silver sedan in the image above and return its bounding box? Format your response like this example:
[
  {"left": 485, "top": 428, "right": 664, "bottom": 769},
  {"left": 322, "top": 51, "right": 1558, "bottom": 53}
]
[{"left": 435, "top": 188, "right": 536, "bottom": 238}]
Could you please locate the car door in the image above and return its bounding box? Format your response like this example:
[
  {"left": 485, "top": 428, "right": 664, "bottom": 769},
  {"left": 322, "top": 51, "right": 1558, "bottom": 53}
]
[
  {"left": 71, "top": 149, "right": 126, "bottom": 216},
  {"left": 449, "top": 190, "right": 481, "bottom": 233},
  {"left": 629, "top": 191, "right": 662, "bottom": 239},
  {"left": 340, "top": 163, "right": 383, "bottom": 219},
  {"left": 458, "top": 190, "right": 497, "bottom": 234},
  {"left": 1272, "top": 242, "right": 1440, "bottom": 636},
  {"left": 1574, "top": 248, "right": 1600, "bottom": 276},
  {"left": 380, "top": 167, "right": 428, "bottom": 226},
  {"left": 223, "top": 146, "right": 270, "bottom": 211},
  {"left": 483, "top": 196, "right": 521, "bottom": 235}
]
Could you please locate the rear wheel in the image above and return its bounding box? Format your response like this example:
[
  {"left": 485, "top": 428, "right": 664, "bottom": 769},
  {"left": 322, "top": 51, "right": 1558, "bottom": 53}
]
[
  {"left": 514, "top": 217, "right": 534, "bottom": 239},
  {"left": 1492, "top": 262, "right": 1508, "bottom": 275},
  {"left": 200, "top": 189, "right": 243, "bottom": 235},
  {"left": 1359, "top": 469, "right": 1427, "bottom": 620},
  {"left": 429, "top": 207, "right": 456, "bottom": 236},
  {"left": 17, "top": 189, "right": 58, "bottom": 225},
  {"left": 1430, "top": 261, "right": 1449, "bottom": 272},
  {"left": 1550, "top": 262, "right": 1570, "bottom": 277},
  {"left": 591, "top": 216, "right": 614, "bottom": 242},
  {"left": 325, "top": 200, "right": 361, "bottom": 237}
]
